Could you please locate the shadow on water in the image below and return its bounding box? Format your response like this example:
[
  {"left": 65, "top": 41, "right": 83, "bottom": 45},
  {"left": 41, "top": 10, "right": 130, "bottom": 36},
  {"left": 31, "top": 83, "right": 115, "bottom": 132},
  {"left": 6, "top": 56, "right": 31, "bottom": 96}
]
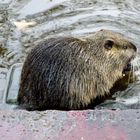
[{"left": 0, "top": 0, "right": 140, "bottom": 109}]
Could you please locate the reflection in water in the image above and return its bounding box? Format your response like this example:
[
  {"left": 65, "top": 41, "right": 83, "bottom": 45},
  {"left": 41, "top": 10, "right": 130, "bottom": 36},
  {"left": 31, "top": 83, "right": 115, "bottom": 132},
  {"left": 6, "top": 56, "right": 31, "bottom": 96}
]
[{"left": 0, "top": 0, "right": 140, "bottom": 109}]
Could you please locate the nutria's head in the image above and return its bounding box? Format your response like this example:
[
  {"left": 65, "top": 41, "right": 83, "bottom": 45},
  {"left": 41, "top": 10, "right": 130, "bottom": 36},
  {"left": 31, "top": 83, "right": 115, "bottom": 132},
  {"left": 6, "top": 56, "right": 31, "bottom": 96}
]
[{"left": 86, "top": 29, "right": 137, "bottom": 94}]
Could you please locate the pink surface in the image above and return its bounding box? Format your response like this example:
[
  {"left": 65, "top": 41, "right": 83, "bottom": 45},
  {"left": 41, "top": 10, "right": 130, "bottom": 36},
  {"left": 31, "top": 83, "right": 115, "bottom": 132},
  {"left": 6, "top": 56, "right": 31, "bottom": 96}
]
[{"left": 0, "top": 110, "right": 139, "bottom": 140}]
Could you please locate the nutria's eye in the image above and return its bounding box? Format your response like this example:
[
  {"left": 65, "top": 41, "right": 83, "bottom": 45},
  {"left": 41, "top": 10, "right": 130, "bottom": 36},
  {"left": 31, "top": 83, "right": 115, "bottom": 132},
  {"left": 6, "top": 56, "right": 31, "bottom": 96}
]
[
  {"left": 104, "top": 40, "right": 114, "bottom": 50},
  {"left": 123, "top": 46, "right": 128, "bottom": 49}
]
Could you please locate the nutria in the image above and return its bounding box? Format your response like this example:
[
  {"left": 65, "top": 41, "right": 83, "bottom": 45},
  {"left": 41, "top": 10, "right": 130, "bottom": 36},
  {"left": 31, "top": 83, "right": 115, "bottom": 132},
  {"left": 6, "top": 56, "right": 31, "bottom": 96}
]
[{"left": 17, "top": 29, "right": 137, "bottom": 110}]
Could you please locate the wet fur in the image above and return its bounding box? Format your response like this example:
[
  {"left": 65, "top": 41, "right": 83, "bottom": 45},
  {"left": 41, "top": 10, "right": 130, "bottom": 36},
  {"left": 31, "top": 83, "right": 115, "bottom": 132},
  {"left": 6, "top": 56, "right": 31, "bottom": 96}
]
[{"left": 18, "top": 29, "right": 137, "bottom": 110}]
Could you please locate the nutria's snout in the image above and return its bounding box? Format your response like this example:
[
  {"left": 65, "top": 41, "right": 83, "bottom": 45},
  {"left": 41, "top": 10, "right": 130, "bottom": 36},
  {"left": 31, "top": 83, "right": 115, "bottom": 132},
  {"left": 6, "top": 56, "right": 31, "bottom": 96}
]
[
  {"left": 130, "top": 42, "right": 137, "bottom": 52},
  {"left": 123, "top": 42, "right": 137, "bottom": 73}
]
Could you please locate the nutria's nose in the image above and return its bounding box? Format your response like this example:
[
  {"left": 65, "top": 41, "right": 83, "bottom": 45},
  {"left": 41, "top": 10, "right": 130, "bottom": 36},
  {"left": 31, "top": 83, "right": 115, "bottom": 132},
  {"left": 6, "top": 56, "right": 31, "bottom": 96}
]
[{"left": 130, "top": 42, "right": 137, "bottom": 52}]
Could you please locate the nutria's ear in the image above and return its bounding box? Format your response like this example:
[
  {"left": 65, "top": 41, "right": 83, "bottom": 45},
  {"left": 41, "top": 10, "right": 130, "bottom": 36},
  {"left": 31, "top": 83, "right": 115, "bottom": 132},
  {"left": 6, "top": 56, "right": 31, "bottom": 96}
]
[{"left": 104, "top": 39, "right": 114, "bottom": 50}]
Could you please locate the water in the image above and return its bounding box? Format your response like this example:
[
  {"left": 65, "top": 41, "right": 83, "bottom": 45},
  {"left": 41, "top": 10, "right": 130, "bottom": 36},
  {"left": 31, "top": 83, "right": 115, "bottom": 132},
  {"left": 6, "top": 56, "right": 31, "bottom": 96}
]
[{"left": 0, "top": 0, "right": 140, "bottom": 109}]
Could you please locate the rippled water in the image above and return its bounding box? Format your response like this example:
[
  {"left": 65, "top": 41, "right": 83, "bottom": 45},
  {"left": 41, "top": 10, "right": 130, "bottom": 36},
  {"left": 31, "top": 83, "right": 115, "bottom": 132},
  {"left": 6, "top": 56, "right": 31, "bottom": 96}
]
[{"left": 0, "top": 0, "right": 140, "bottom": 109}]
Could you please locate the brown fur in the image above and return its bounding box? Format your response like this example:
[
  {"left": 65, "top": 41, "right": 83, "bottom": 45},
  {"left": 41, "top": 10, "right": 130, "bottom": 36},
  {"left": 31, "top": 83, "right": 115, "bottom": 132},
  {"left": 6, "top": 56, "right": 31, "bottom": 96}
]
[{"left": 17, "top": 29, "right": 137, "bottom": 110}]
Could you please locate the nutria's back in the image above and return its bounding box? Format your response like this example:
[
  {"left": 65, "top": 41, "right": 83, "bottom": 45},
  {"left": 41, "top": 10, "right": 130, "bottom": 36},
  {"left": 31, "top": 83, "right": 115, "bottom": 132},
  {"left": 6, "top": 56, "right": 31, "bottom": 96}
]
[{"left": 18, "top": 29, "right": 137, "bottom": 110}]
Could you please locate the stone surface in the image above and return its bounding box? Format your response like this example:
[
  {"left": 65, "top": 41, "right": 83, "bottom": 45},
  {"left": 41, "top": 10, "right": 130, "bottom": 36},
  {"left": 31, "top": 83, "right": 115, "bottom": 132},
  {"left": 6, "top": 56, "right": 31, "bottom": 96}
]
[
  {"left": 0, "top": 109, "right": 140, "bottom": 140},
  {"left": 5, "top": 63, "right": 22, "bottom": 104}
]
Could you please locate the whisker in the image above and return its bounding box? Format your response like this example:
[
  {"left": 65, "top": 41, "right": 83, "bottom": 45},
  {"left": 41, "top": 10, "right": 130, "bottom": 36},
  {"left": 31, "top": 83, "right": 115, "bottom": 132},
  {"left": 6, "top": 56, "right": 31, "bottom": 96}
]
[
  {"left": 128, "top": 66, "right": 132, "bottom": 84},
  {"left": 131, "top": 64, "right": 136, "bottom": 82}
]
